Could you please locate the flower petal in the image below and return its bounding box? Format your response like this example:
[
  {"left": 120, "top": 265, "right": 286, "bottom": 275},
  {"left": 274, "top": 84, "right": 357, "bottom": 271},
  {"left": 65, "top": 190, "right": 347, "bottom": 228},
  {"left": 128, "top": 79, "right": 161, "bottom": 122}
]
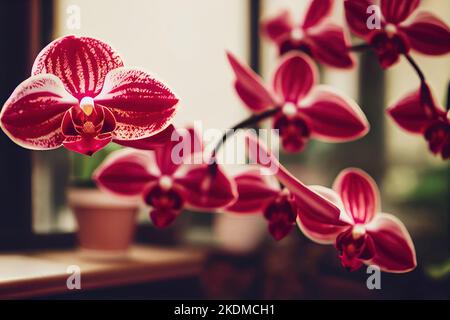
[
  {"left": 63, "top": 135, "right": 112, "bottom": 156},
  {"left": 114, "top": 124, "right": 176, "bottom": 150},
  {"left": 226, "top": 169, "right": 280, "bottom": 214},
  {"left": 380, "top": 0, "right": 419, "bottom": 24},
  {"left": 32, "top": 35, "right": 123, "bottom": 98},
  {"left": 260, "top": 10, "right": 293, "bottom": 43},
  {"left": 301, "top": 86, "right": 369, "bottom": 141},
  {"left": 401, "top": 12, "right": 450, "bottom": 56},
  {"left": 272, "top": 52, "right": 317, "bottom": 103},
  {"left": 302, "top": 0, "right": 333, "bottom": 29},
  {"left": 387, "top": 83, "right": 443, "bottom": 133},
  {"left": 307, "top": 24, "right": 356, "bottom": 69},
  {"left": 0, "top": 74, "right": 77, "bottom": 150},
  {"left": 226, "top": 52, "right": 277, "bottom": 112},
  {"left": 95, "top": 68, "right": 179, "bottom": 140},
  {"left": 94, "top": 149, "right": 158, "bottom": 196},
  {"left": 246, "top": 133, "right": 342, "bottom": 225},
  {"left": 297, "top": 186, "right": 350, "bottom": 244},
  {"left": 176, "top": 164, "right": 237, "bottom": 210},
  {"left": 333, "top": 168, "right": 379, "bottom": 224},
  {"left": 365, "top": 213, "right": 417, "bottom": 273},
  {"left": 150, "top": 209, "right": 179, "bottom": 229},
  {"left": 344, "top": 0, "right": 374, "bottom": 37}
]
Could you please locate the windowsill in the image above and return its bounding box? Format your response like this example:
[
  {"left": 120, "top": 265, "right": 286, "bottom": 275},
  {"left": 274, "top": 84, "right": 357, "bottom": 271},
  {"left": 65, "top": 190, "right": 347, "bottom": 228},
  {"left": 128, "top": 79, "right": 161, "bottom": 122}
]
[{"left": 0, "top": 245, "right": 205, "bottom": 299}]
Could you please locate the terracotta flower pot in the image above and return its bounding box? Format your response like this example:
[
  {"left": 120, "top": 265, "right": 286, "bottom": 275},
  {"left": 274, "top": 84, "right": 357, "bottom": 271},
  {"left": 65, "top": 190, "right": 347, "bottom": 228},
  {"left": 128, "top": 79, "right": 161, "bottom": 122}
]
[{"left": 67, "top": 188, "right": 139, "bottom": 256}]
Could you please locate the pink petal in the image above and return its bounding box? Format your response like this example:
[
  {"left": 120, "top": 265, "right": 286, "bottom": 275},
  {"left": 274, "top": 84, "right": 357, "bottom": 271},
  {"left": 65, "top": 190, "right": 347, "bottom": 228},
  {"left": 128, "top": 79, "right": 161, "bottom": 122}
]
[
  {"left": 401, "top": 12, "right": 450, "bottom": 56},
  {"left": 32, "top": 35, "right": 123, "bottom": 98},
  {"left": 176, "top": 164, "right": 237, "bottom": 210},
  {"left": 307, "top": 24, "right": 356, "bottom": 69},
  {"left": 387, "top": 84, "right": 443, "bottom": 133},
  {"left": 0, "top": 74, "right": 77, "bottom": 150},
  {"left": 93, "top": 149, "right": 158, "bottom": 196},
  {"left": 63, "top": 135, "right": 112, "bottom": 156},
  {"left": 226, "top": 52, "right": 277, "bottom": 112},
  {"left": 297, "top": 186, "right": 350, "bottom": 244},
  {"left": 272, "top": 52, "right": 317, "bottom": 103},
  {"left": 114, "top": 124, "right": 176, "bottom": 150},
  {"left": 302, "top": 0, "right": 333, "bottom": 29},
  {"left": 150, "top": 209, "right": 179, "bottom": 228},
  {"left": 333, "top": 168, "right": 379, "bottom": 224},
  {"left": 380, "top": 0, "right": 419, "bottom": 24},
  {"left": 95, "top": 68, "right": 179, "bottom": 141},
  {"left": 226, "top": 169, "right": 280, "bottom": 214},
  {"left": 246, "top": 133, "right": 342, "bottom": 226},
  {"left": 344, "top": 0, "right": 375, "bottom": 37},
  {"left": 366, "top": 213, "right": 417, "bottom": 273},
  {"left": 301, "top": 86, "right": 369, "bottom": 141},
  {"left": 260, "top": 10, "right": 293, "bottom": 43}
]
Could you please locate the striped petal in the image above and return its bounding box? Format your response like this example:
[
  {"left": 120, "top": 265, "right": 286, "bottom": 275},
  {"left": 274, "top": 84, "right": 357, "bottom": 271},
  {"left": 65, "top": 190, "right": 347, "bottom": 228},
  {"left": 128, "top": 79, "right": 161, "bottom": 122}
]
[
  {"left": 302, "top": 0, "right": 333, "bottom": 29},
  {"left": 380, "top": 0, "right": 419, "bottom": 24}
]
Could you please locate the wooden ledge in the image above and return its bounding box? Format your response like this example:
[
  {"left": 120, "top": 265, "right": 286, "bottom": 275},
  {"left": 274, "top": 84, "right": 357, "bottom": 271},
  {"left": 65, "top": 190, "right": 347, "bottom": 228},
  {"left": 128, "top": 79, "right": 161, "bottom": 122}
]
[{"left": 0, "top": 245, "right": 205, "bottom": 299}]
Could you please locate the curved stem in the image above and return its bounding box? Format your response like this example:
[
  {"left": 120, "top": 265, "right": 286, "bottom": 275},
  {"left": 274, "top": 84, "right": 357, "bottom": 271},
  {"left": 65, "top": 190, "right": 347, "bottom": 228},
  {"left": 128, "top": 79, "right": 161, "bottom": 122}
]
[
  {"left": 404, "top": 53, "right": 426, "bottom": 83},
  {"left": 210, "top": 107, "right": 280, "bottom": 162},
  {"left": 348, "top": 43, "right": 371, "bottom": 52}
]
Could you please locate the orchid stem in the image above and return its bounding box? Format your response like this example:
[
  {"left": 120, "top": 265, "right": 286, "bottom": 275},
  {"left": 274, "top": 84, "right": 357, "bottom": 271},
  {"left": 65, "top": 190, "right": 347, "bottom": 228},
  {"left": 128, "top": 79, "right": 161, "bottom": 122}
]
[
  {"left": 404, "top": 53, "right": 426, "bottom": 83},
  {"left": 210, "top": 107, "right": 279, "bottom": 162},
  {"left": 348, "top": 43, "right": 370, "bottom": 52}
]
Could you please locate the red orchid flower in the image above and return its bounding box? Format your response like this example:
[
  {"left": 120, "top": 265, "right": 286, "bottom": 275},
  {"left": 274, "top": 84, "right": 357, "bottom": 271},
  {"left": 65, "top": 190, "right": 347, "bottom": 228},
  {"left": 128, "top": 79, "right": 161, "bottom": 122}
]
[
  {"left": 227, "top": 51, "right": 369, "bottom": 153},
  {"left": 247, "top": 135, "right": 416, "bottom": 273},
  {"left": 0, "top": 35, "right": 179, "bottom": 156},
  {"left": 298, "top": 169, "right": 416, "bottom": 273},
  {"left": 345, "top": 0, "right": 450, "bottom": 68},
  {"left": 261, "top": 0, "right": 355, "bottom": 69},
  {"left": 245, "top": 134, "right": 343, "bottom": 241},
  {"left": 387, "top": 82, "right": 450, "bottom": 159},
  {"left": 224, "top": 168, "right": 298, "bottom": 240},
  {"left": 94, "top": 128, "right": 237, "bottom": 228}
]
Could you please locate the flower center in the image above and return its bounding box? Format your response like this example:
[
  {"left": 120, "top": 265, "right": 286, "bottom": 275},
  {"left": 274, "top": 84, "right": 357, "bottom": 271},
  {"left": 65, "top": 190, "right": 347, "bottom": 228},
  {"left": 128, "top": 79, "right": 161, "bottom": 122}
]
[
  {"left": 80, "top": 97, "right": 95, "bottom": 116},
  {"left": 82, "top": 121, "right": 96, "bottom": 135},
  {"left": 291, "top": 28, "right": 303, "bottom": 41},
  {"left": 159, "top": 175, "right": 173, "bottom": 190},
  {"left": 282, "top": 103, "right": 298, "bottom": 117},
  {"left": 385, "top": 23, "right": 397, "bottom": 38},
  {"left": 352, "top": 224, "right": 366, "bottom": 240}
]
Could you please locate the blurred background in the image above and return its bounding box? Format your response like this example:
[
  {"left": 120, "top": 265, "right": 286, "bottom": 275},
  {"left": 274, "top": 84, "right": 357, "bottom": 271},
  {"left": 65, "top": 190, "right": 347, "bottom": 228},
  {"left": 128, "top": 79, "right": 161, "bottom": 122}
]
[{"left": 0, "top": 0, "right": 448, "bottom": 299}]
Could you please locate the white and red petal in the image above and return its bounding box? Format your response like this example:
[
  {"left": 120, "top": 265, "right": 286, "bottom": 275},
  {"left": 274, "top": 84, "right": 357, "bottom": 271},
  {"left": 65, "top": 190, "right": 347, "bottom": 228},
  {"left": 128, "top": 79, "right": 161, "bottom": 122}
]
[
  {"left": 95, "top": 68, "right": 179, "bottom": 141},
  {"left": 114, "top": 124, "right": 176, "bottom": 150},
  {"left": 260, "top": 10, "right": 293, "bottom": 43},
  {"left": 401, "top": 12, "right": 450, "bottom": 56},
  {"left": 176, "top": 164, "right": 237, "bottom": 210},
  {"left": 297, "top": 186, "right": 351, "bottom": 244},
  {"left": 301, "top": 86, "right": 369, "bottom": 142},
  {"left": 333, "top": 168, "right": 379, "bottom": 224},
  {"left": 32, "top": 35, "right": 124, "bottom": 98},
  {"left": 365, "top": 213, "right": 417, "bottom": 273},
  {"left": 380, "top": 0, "right": 419, "bottom": 24},
  {"left": 307, "top": 24, "right": 356, "bottom": 69},
  {"left": 93, "top": 149, "right": 158, "bottom": 196},
  {"left": 272, "top": 52, "right": 317, "bottom": 104},
  {"left": 344, "top": 0, "right": 375, "bottom": 38},
  {"left": 0, "top": 74, "right": 77, "bottom": 150},
  {"left": 302, "top": 0, "right": 333, "bottom": 29},
  {"left": 226, "top": 52, "right": 277, "bottom": 112},
  {"left": 246, "top": 133, "right": 342, "bottom": 226},
  {"left": 226, "top": 170, "right": 280, "bottom": 214},
  {"left": 387, "top": 84, "right": 443, "bottom": 133}
]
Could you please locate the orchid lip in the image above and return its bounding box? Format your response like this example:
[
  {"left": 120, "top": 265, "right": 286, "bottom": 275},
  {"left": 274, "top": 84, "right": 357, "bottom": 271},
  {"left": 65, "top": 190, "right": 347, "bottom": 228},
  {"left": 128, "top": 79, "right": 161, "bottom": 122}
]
[
  {"left": 159, "top": 175, "right": 173, "bottom": 190},
  {"left": 282, "top": 103, "right": 298, "bottom": 117},
  {"left": 80, "top": 97, "right": 95, "bottom": 116},
  {"left": 352, "top": 224, "right": 366, "bottom": 240}
]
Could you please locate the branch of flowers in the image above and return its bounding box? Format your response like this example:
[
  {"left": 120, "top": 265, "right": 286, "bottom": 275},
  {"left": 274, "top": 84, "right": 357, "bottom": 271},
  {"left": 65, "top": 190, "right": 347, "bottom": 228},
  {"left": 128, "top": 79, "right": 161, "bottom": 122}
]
[
  {"left": 209, "top": 107, "right": 280, "bottom": 166},
  {"left": 404, "top": 53, "right": 426, "bottom": 83}
]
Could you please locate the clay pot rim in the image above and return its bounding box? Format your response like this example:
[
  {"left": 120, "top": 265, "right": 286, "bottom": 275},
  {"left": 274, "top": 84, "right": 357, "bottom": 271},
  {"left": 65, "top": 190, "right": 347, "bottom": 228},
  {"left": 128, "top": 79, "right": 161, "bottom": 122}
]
[{"left": 67, "top": 187, "right": 140, "bottom": 210}]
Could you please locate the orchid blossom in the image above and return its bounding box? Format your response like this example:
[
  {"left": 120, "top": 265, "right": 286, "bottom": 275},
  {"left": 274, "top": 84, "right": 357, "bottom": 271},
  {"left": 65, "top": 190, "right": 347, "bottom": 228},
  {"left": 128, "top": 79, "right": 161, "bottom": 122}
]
[
  {"left": 227, "top": 51, "right": 369, "bottom": 153},
  {"left": 388, "top": 82, "right": 450, "bottom": 159},
  {"left": 345, "top": 0, "right": 450, "bottom": 68},
  {"left": 0, "top": 35, "right": 179, "bottom": 156},
  {"left": 247, "top": 134, "right": 416, "bottom": 273},
  {"left": 225, "top": 168, "right": 298, "bottom": 240},
  {"left": 261, "top": 0, "right": 355, "bottom": 69},
  {"left": 94, "top": 128, "right": 237, "bottom": 228}
]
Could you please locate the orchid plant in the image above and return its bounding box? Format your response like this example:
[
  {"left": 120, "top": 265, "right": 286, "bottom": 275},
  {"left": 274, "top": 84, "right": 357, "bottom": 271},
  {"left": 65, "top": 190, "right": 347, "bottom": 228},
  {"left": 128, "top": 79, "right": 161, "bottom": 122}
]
[{"left": 1, "top": 0, "right": 449, "bottom": 275}]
